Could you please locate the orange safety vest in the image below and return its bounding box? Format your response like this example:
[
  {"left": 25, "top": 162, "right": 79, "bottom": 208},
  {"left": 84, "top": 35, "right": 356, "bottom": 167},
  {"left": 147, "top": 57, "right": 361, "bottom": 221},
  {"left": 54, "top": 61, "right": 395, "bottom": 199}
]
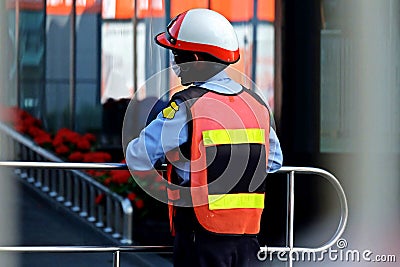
[{"left": 166, "top": 86, "right": 270, "bottom": 235}]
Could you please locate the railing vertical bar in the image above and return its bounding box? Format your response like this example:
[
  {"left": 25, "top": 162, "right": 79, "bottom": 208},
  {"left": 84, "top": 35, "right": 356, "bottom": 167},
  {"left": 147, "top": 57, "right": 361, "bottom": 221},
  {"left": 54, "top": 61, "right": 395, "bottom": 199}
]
[
  {"left": 112, "top": 203, "right": 121, "bottom": 239},
  {"left": 13, "top": 138, "right": 19, "bottom": 160},
  {"left": 121, "top": 199, "right": 133, "bottom": 245},
  {"left": 64, "top": 172, "right": 73, "bottom": 207},
  {"left": 72, "top": 174, "right": 80, "bottom": 212},
  {"left": 56, "top": 170, "right": 65, "bottom": 202},
  {"left": 286, "top": 171, "right": 295, "bottom": 267},
  {"left": 49, "top": 169, "right": 58, "bottom": 197},
  {"left": 42, "top": 167, "right": 50, "bottom": 192},
  {"left": 104, "top": 196, "right": 113, "bottom": 233},
  {"left": 20, "top": 144, "right": 26, "bottom": 160},
  {"left": 34, "top": 154, "right": 42, "bottom": 188},
  {"left": 87, "top": 186, "right": 96, "bottom": 222},
  {"left": 79, "top": 180, "right": 88, "bottom": 217},
  {"left": 95, "top": 189, "right": 104, "bottom": 228},
  {"left": 26, "top": 148, "right": 35, "bottom": 183},
  {"left": 113, "top": 250, "right": 120, "bottom": 267}
]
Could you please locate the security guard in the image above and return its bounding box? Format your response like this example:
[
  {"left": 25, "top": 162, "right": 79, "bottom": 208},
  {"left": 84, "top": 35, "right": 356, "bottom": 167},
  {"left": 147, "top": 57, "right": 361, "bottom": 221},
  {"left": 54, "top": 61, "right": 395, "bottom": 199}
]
[{"left": 126, "top": 8, "right": 283, "bottom": 267}]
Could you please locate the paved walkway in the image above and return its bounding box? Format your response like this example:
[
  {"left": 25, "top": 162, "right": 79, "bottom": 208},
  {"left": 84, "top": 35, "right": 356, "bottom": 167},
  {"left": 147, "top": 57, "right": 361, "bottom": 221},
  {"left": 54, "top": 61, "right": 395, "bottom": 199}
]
[{"left": 2, "top": 175, "right": 173, "bottom": 267}]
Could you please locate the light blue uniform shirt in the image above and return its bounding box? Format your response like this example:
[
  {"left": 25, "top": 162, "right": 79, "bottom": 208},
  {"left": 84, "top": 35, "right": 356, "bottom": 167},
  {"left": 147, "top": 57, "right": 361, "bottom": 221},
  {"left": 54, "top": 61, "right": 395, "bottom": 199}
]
[{"left": 126, "top": 71, "right": 283, "bottom": 185}]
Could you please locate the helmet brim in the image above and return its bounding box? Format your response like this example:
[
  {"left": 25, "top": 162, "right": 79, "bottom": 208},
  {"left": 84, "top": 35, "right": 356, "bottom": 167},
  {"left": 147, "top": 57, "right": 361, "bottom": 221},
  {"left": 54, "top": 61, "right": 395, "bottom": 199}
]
[
  {"left": 155, "top": 32, "right": 176, "bottom": 50},
  {"left": 154, "top": 32, "right": 240, "bottom": 64}
]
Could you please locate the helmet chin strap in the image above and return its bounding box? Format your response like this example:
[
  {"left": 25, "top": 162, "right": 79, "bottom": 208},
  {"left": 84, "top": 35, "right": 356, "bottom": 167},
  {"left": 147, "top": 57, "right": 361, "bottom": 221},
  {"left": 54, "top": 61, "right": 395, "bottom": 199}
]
[{"left": 169, "top": 51, "right": 181, "bottom": 76}]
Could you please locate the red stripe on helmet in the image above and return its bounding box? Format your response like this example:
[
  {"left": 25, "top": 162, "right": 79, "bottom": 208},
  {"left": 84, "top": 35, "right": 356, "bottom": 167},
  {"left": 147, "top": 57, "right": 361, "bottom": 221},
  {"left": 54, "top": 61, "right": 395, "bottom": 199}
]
[
  {"left": 173, "top": 39, "right": 240, "bottom": 63},
  {"left": 155, "top": 34, "right": 240, "bottom": 64}
]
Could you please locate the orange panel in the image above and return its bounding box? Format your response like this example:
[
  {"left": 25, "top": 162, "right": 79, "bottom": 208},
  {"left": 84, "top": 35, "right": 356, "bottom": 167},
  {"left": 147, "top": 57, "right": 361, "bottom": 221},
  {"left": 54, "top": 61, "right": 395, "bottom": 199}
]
[
  {"left": 112, "top": 0, "right": 165, "bottom": 20},
  {"left": 46, "top": 0, "right": 71, "bottom": 15},
  {"left": 210, "top": 0, "right": 254, "bottom": 22},
  {"left": 170, "top": 0, "right": 208, "bottom": 18},
  {"left": 115, "top": 0, "right": 135, "bottom": 19},
  {"left": 6, "top": 0, "right": 44, "bottom": 10},
  {"left": 137, "top": 0, "right": 165, "bottom": 18},
  {"left": 46, "top": 0, "right": 101, "bottom": 16},
  {"left": 257, "top": 0, "right": 275, "bottom": 22},
  {"left": 76, "top": 0, "right": 101, "bottom": 14}
]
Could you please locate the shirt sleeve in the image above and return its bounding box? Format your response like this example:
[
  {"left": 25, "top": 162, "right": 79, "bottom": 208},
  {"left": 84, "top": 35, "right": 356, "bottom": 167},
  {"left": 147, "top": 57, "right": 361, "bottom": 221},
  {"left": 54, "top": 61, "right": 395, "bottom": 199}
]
[
  {"left": 125, "top": 99, "right": 188, "bottom": 172},
  {"left": 267, "top": 127, "right": 283, "bottom": 173}
]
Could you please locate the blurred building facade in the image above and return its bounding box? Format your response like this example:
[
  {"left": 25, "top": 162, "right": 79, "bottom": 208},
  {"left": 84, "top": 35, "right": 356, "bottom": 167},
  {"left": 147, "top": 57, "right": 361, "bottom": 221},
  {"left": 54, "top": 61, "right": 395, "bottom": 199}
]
[{"left": 2, "top": 0, "right": 275, "bottom": 142}]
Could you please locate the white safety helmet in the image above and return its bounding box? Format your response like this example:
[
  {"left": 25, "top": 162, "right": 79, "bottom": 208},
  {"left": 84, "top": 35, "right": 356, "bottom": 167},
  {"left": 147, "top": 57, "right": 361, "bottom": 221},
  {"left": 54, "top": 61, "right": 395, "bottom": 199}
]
[{"left": 155, "top": 8, "right": 240, "bottom": 64}]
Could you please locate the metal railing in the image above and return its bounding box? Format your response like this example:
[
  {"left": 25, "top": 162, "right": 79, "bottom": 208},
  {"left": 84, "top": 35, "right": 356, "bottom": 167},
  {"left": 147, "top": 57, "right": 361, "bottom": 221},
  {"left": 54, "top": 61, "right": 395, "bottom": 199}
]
[
  {"left": 0, "top": 123, "right": 134, "bottom": 244},
  {"left": 0, "top": 161, "right": 348, "bottom": 267},
  {"left": 258, "top": 166, "right": 348, "bottom": 267},
  {"left": 0, "top": 122, "right": 348, "bottom": 267}
]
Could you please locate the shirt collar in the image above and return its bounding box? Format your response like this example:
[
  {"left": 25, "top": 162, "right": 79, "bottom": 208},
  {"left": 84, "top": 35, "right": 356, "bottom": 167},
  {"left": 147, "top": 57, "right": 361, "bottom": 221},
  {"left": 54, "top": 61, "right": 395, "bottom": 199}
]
[{"left": 193, "top": 71, "right": 242, "bottom": 94}]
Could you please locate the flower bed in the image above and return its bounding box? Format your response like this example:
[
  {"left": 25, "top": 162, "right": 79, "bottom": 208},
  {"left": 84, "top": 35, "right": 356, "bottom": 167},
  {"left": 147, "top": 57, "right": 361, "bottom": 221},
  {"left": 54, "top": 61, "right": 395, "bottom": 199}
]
[{"left": 0, "top": 105, "right": 168, "bottom": 222}]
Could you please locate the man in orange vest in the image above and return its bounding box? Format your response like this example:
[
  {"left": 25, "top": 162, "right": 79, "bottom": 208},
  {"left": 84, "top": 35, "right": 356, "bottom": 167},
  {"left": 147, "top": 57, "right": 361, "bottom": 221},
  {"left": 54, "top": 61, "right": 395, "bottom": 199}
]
[{"left": 126, "top": 8, "right": 283, "bottom": 267}]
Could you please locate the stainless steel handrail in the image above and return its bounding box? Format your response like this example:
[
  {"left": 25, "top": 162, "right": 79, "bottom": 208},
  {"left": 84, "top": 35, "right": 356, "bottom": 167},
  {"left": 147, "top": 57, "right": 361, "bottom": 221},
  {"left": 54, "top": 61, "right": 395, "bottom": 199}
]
[
  {"left": 0, "top": 162, "right": 348, "bottom": 253},
  {"left": 0, "top": 123, "right": 134, "bottom": 244},
  {"left": 260, "top": 166, "right": 348, "bottom": 267},
  {"left": 0, "top": 162, "right": 348, "bottom": 267}
]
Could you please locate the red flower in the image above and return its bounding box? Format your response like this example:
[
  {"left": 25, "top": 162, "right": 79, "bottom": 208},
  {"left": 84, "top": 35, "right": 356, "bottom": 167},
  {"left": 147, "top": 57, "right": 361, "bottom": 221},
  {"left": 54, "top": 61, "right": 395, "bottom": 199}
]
[
  {"left": 28, "top": 127, "right": 47, "bottom": 138},
  {"left": 14, "top": 122, "right": 27, "bottom": 134},
  {"left": 34, "top": 133, "right": 52, "bottom": 146},
  {"left": 66, "top": 132, "right": 81, "bottom": 144},
  {"left": 83, "top": 133, "right": 96, "bottom": 143},
  {"left": 68, "top": 151, "right": 84, "bottom": 162},
  {"left": 103, "top": 178, "right": 112, "bottom": 186},
  {"left": 135, "top": 199, "right": 144, "bottom": 209},
  {"left": 52, "top": 135, "right": 65, "bottom": 147},
  {"left": 76, "top": 139, "right": 91, "bottom": 151},
  {"left": 83, "top": 152, "right": 112, "bottom": 163},
  {"left": 95, "top": 194, "right": 105, "bottom": 205},
  {"left": 54, "top": 128, "right": 80, "bottom": 145},
  {"left": 55, "top": 144, "right": 70, "bottom": 155},
  {"left": 127, "top": 193, "right": 137, "bottom": 201},
  {"left": 23, "top": 116, "right": 40, "bottom": 128},
  {"left": 110, "top": 170, "right": 131, "bottom": 184}
]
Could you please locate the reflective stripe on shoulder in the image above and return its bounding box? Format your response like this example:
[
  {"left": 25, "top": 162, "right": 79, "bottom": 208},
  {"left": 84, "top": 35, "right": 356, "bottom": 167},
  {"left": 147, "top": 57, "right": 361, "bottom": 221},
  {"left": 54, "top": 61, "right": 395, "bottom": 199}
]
[
  {"left": 202, "top": 128, "right": 265, "bottom": 146},
  {"left": 208, "top": 193, "right": 265, "bottom": 210}
]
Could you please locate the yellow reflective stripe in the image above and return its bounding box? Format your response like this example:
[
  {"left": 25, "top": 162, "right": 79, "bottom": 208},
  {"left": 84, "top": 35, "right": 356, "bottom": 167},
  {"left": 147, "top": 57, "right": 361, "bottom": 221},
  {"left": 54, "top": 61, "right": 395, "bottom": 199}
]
[
  {"left": 208, "top": 193, "right": 265, "bottom": 210},
  {"left": 202, "top": 129, "right": 265, "bottom": 147}
]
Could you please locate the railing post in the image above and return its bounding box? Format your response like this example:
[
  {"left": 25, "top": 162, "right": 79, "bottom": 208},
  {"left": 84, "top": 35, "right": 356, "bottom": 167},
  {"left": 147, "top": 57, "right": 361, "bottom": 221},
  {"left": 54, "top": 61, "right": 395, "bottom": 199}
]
[
  {"left": 79, "top": 180, "right": 88, "bottom": 217},
  {"left": 56, "top": 170, "right": 65, "bottom": 202},
  {"left": 34, "top": 154, "right": 42, "bottom": 188},
  {"left": 286, "top": 171, "right": 295, "bottom": 267},
  {"left": 112, "top": 204, "right": 122, "bottom": 239},
  {"left": 42, "top": 168, "right": 50, "bottom": 193},
  {"left": 121, "top": 198, "right": 133, "bottom": 245},
  {"left": 49, "top": 169, "right": 58, "bottom": 197},
  {"left": 72, "top": 175, "right": 80, "bottom": 212},
  {"left": 112, "top": 250, "right": 120, "bottom": 267},
  {"left": 104, "top": 196, "right": 113, "bottom": 233},
  {"left": 64, "top": 172, "right": 73, "bottom": 207},
  {"left": 87, "top": 187, "right": 96, "bottom": 222}
]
